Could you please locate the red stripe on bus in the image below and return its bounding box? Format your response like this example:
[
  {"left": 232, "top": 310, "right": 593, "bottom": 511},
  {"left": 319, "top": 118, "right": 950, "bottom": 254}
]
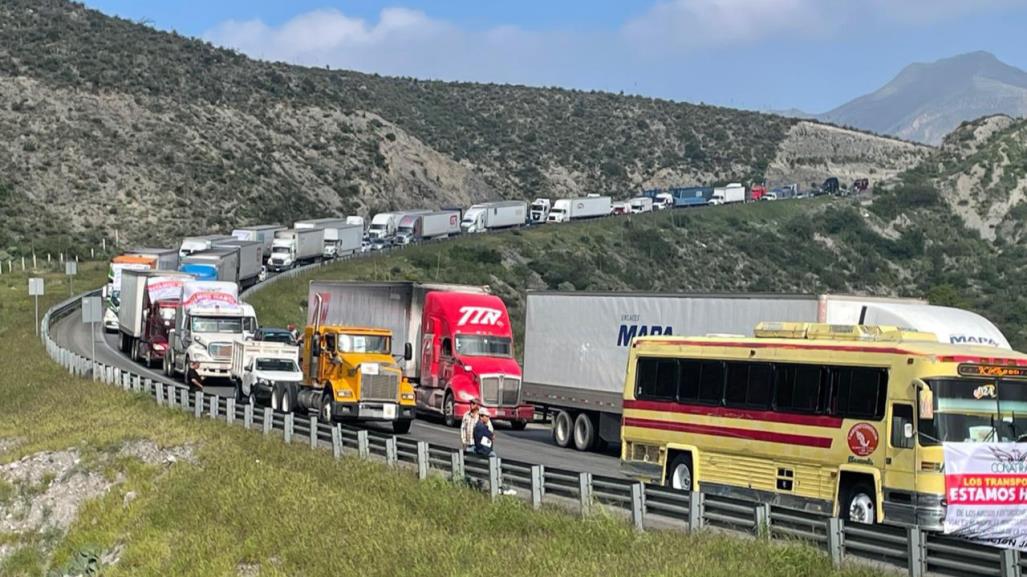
[
  {"left": 622, "top": 417, "right": 834, "bottom": 448},
  {"left": 632, "top": 339, "right": 919, "bottom": 356},
  {"left": 623, "top": 399, "right": 843, "bottom": 428}
]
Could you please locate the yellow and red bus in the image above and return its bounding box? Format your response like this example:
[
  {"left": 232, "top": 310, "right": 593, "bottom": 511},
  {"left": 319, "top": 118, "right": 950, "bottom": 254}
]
[{"left": 620, "top": 322, "right": 1027, "bottom": 528}]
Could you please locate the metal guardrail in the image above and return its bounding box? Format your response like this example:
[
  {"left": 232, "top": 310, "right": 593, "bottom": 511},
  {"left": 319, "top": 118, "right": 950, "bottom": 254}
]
[{"left": 41, "top": 283, "right": 1026, "bottom": 577}]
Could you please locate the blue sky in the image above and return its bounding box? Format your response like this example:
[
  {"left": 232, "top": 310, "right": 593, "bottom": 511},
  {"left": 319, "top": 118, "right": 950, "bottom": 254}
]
[{"left": 83, "top": 0, "right": 1027, "bottom": 113}]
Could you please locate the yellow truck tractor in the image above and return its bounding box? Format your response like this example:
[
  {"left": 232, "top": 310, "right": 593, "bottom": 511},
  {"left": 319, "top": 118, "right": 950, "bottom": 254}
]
[{"left": 294, "top": 324, "right": 416, "bottom": 434}]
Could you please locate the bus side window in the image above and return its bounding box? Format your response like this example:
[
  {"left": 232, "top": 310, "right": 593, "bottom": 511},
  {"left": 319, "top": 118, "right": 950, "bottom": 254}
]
[
  {"left": 635, "top": 357, "right": 678, "bottom": 400},
  {"left": 833, "top": 367, "right": 888, "bottom": 420},
  {"left": 698, "top": 361, "right": 725, "bottom": 405},
  {"left": 891, "top": 404, "right": 914, "bottom": 449}
]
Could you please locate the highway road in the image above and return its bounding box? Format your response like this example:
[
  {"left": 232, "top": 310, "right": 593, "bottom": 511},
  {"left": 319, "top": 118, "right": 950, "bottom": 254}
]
[{"left": 51, "top": 311, "right": 625, "bottom": 478}]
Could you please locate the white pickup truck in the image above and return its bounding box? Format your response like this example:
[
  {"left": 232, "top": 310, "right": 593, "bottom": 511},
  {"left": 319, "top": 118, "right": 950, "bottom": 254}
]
[{"left": 229, "top": 341, "right": 303, "bottom": 405}]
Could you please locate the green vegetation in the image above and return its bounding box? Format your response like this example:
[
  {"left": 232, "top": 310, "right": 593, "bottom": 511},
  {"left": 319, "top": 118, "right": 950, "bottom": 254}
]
[{"left": 0, "top": 266, "right": 886, "bottom": 576}]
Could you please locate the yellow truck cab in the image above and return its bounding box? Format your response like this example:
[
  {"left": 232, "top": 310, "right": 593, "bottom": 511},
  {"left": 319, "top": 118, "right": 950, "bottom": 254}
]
[{"left": 300, "top": 325, "right": 416, "bottom": 434}]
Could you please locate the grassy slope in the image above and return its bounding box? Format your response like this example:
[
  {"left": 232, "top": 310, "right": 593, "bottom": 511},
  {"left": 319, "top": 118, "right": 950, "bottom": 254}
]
[{"left": 0, "top": 266, "right": 884, "bottom": 576}]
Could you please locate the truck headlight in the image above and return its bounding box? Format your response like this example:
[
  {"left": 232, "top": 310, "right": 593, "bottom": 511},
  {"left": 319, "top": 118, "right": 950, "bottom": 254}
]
[
  {"left": 336, "top": 389, "right": 353, "bottom": 399},
  {"left": 188, "top": 345, "right": 211, "bottom": 362},
  {"left": 458, "top": 391, "right": 476, "bottom": 401},
  {"left": 401, "top": 393, "right": 415, "bottom": 401}
]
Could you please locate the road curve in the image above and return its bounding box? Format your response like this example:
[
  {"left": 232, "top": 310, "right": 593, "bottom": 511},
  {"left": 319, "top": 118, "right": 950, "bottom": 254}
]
[{"left": 50, "top": 310, "right": 625, "bottom": 478}]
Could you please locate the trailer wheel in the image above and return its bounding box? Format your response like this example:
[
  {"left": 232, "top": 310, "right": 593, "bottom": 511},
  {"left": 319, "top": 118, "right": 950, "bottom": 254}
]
[
  {"left": 443, "top": 393, "right": 457, "bottom": 428},
  {"left": 573, "top": 412, "right": 597, "bottom": 451},
  {"left": 553, "top": 410, "right": 573, "bottom": 448}
]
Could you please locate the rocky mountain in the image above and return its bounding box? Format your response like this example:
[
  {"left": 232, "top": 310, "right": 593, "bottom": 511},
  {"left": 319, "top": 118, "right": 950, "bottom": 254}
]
[
  {"left": 819, "top": 51, "right": 1027, "bottom": 145},
  {"left": 0, "top": 0, "right": 928, "bottom": 253}
]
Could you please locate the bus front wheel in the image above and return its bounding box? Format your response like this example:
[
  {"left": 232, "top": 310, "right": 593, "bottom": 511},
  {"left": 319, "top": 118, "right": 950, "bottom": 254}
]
[
  {"left": 665, "top": 454, "right": 693, "bottom": 491},
  {"left": 842, "top": 481, "right": 876, "bottom": 525}
]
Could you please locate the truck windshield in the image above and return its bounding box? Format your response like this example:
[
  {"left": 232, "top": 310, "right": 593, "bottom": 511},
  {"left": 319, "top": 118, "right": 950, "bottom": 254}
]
[
  {"left": 337, "top": 334, "right": 390, "bottom": 354},
  {"left": 256, "top": 358, "right": 298, "bottom": 372},
  {"left": 455, "top": 335, "right": 512, "bottom": 357},
  {"left": 271, "top": 246, "right": 290, "bottom": 254},
  {"left": 920, "top": 378, "right": 1027, "bottom": 444},
  {"left": 191, "top": 316, "right": 243, "bottom": 334}
]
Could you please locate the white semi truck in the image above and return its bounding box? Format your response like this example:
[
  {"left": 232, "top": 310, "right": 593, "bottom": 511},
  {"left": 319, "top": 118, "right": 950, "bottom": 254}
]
[
  {"left": 529, "top": 198, "right": 551, "bottom": 223},
  {"left": 367, "top": 212, "right": 403, "bottom": 240},
  {"left": 231, "top": 225, "right": 285, "bottom": 261},
  {"left": 546, "top": 196, "right": 612, "bottom": 223},
  {"left": 522, "top": 292, "right": 1010, "bottom": 452},
  {"left": 229, "top": 341, "right": 303, "bottom": 405},
  {"left": 710, "top": 183, "right": 746, "bottom": 205},
  {"left": 461, "top": 201, "right": 527, "bottom": 233},
  {"left": 268, "top": 228, "right": 324, "bottom": 272},
  {"left": 165, "top": 280, "right": 258, "bottom": 388},
  {"left": 295, "top": 218, "right": 362, "bottom": 259},
  {"left": 396, "top": 210, "right": 461, "bottom": 243}
]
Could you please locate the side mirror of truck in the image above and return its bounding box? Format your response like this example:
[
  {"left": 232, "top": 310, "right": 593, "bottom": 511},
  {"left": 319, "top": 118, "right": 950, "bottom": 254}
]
[
  {"left": 181, "top": 329, "right": 190, "bottom": 343},
  {"left": 404, "top": 342, "right": 413, "bottom": 361},
  {"left": 311, "top": 338, "right": 320, "bottom": 357}
]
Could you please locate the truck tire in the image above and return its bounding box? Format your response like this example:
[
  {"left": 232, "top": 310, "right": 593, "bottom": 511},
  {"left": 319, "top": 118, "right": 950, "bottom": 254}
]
[
  {"left": 553, "top": 410, "right": 573, "bottom": 448},
  {"left": 271, "top": 383, "right": 281, "bottom": 412},
  {"left": 841, "top": 480, "right": 877, "bottom": 525},
  {"left": 443, "top": 393, "right": 457, "bottom": 428},
  {"left": 573, "top": 412, "right": 597, "bottom": 451},
  {"left": 281, "top": 383, "right": 295, "bottom": 414},
  {"left": 320, "top": 390, "right": 334, "bottom": 423},
  {"left": 665, "top": 453, "right": 693, "bottom": 491},
  {"left": 392, "top": 419, "right": 412, "bottom": 434}
]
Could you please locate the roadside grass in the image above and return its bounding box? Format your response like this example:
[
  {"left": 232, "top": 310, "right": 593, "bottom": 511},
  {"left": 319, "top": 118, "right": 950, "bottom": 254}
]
[{"left": 0, "top": 257, "right": 895, "bottom": 575}]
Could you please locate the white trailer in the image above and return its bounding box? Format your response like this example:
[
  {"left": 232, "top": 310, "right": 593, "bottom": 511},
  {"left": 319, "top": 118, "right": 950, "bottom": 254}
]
[
  {"left": 125, "top": 248, "right": 179, "bottom": 271},
  {"left": 710, "top": 183, "right": 746, "bottom": 205},
  {"left": 178, "top": 235, "right": 234, "bottom": 258},
  {"left": 268, "top": 228, "right": 323, "bottom": 271},
  {"left": 345, "top": 216, "right": 365, "bottom": 229},
  {"left": 461, "top": 201, "right": 527, "bottom": 233},
  {"left": 231, "top": 225, "right": 284, "bottom": 260},
  {"left": 229, "top": 341, "right": 303, "bottom": 405},
  {"left": 295, "top": 218, "right": 361, "bottom": 259},
  {"left": 399, "top": 210, "right": 461, "bottom": 241},
  {"left": 546, "top": 196, "right": 612, "bottom": 223},
  {"left": 213, "top": 239, "right": 263, "bottom": 288},
  {"left": 628, "top": 197, "right": 653, "bottom": 213}
]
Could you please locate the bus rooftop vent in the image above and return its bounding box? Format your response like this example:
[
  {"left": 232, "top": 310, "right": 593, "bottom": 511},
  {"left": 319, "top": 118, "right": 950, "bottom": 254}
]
[{"left": 754, "top": 322, "right": 937, "bottom": 343}]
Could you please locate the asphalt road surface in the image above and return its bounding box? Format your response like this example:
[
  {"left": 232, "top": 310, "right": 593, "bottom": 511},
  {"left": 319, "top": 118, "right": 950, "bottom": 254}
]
[{"left": 52, "top": 313, "right": 625, "bottom": 478}]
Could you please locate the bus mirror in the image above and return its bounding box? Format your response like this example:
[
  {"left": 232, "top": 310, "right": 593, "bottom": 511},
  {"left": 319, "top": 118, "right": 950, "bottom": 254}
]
[
  {"left": 903, "top": 422, "right": 914, "bottom": 440},
  {"left": 917, "top": 380, "right": 934, "bottom": 420}
]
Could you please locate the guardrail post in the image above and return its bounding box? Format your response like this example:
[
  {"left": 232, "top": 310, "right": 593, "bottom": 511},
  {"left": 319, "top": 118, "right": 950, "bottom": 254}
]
[
  {"left": 262, "top": 408, "right": 272, "bottom": 435},
  {"left": 578, "top": 472, "right": 593, "bottom": 516},
  {"left": 308, "top": 417, "right": 318, "bottom": 449},
  {"left": 488, "top": 455, "right": 501, "bottom": 501},
  {"left": 385, "top": 437, "right": 397, "bottom": 466},
  {"left": 631, "top": 483, "right": 646, "bottom": 532},
  {"left": 907, "top": 526, "right": 925, "bottom": 577},
  {"left": 357, "top": 430, "right": 369, "bottom": 458},
  {"left": 167, "top": 385, "right": 176, "bottom": 409},
  {"left": 180, "top": 388, "right": 189, "bottom": 411},
  {"left": 451, "top": 450, "right": 465, "bottom": 482},
  {"left": 755, "top": 503, "right": 772, "bottom": 539},
  {"left": 417, "top": 441, "right": 429, "bottom": 480},
  {"left": 194, "top": 392, "right": 203, "bottom": 418},
  {"left": 226, "top": 398, "right": 236, "bottom": 424},
  {"left": 122, "top": 373, "right": 130, "bottom": 391},
  {"left": 688, "top": 491, "right": 705, "bottom": 532},
  {"left": 284, "top": 414, "right": 293, "bottom": 444},
  {"left": 1000, "top": 548, "right": 1020, "bottom": 577},
  {"left": 244, "top": 404, "right": 253, "bottom": 430},
  {"left": 210, "top": 396, "right": 219, "bottom": 420},
  {"left": 530, "top": 465, "right": 544, "bottom": 510},
  {"left": 155, "top": 382, "right": 164, "bottom": 406},
  {"left": 331, "top": 425, "right": 342, "bottom": 459},
  {"left": 827, "top": 517, "right": 844, "bottom": 568}
]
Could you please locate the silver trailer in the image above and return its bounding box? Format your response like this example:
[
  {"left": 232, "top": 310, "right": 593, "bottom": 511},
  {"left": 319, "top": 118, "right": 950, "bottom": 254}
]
[
  {"left": 178, "top": 234, "right": 234, "bottom": 258},
  {"left": 179, "top": 247, "right": 240, "bottom": 284},
  {"left": 125, "top": 247, "right": 179, "bottom": 271},
  {"left": 522, "top": 292, "right": 819, "bottom": 450},
  {"left": 295, "top": 218, "right": 362, "bottom": 258},
  {"left": 231, "top": 225, "right": 284, "bottom": 260},
  {"left": 213, "top": 239, "right": 263, "bottom": 288}
]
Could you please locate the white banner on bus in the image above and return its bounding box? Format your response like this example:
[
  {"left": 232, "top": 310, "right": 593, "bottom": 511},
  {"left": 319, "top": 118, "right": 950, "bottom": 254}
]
[{"left": 943, "top": 442, "right": 1027, "bottom": 550}]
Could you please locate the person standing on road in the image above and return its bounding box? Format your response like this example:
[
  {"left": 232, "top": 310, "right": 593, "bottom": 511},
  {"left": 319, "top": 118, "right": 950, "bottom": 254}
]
[
  {"left": 473, "top": 412, "right": 496, "bottom": 457},
  {"left": 461, "top": 399, "right": 492, "bottom": 452}
]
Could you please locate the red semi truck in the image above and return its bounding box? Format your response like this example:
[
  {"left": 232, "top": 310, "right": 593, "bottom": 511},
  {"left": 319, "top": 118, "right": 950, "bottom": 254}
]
[
  {"left": 307, "top": 281, "right": 534, "bottom": 429},
  {"left": 118, "top": 270, "right": 192, "bottom": 367}
]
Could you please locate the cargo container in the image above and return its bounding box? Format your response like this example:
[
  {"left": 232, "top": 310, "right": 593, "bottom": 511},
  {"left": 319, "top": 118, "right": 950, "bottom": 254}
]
[
  {"left": 546, "top": 196, "right": 612, "bottom": 223},
  {"left": 103, "top": 255, "right": 157, "bottom": 332},
  {"left": 124, "top": 247, "right": 179, "bottom": 271},
  {"left": 307, "top": 281, "right": 533, "bottom": 427},
  {"left": 710, "top": 183, "right": 745, "bottom": 205},
  {"left": 179, "top": 247, "right": 241, "bottom": 284},
  {"left": 231, "top": 225, "right": 284, "bottom": 261},
  {"left": 397, "top": 210, "right": 461, "bottom": 243},
  {"left": 268, "top": 228, "right": 323, "bottom": 271},
  {"left": 117, "top": 269, "right": 192, "bottom": 367},
  {"left": 212, "top": 239, "right": 263, "bottom": 287},
  {"left": 295, "top": 218, "right": 362, "bottom": 259},
  {"left": 461, "top": 201, "right": 527, "bottom": 233},
  {"left": 178, "top": 235, "right": 234, "bottom": 259},
  {"left": 521, "top": 292, "right": 1009, "bottom": 451}
]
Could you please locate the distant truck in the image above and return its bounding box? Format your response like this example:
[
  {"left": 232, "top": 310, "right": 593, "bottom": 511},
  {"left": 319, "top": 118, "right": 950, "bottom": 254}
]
[
  {"left": 644, "top": 187, "right": 713, "bottom": 208},
  {"left": 117, "top": 269, "right": 192, "bottom": 367},
  {"left": 231, "top": 225, "right": 285, "bottom": 261},
  {"left": 367, "top": 212, "right": 403, "bottom": 240},
  {"left": 229, "top": 341, "right": 303, "bottom": 406},
  {"left": 103, "top": 254, "right": 157, "bottom": 332},
  {"left": 179, "top": 247, "right": 241, "bottom": 284},
  {"left": 165, "top": 280, "right": 258, "bottom": 388},
  {"left": 213, "top": 239, "right": 263, "bottom": 287},
  {"left": 522, "top": 292, "right": 1011, "bottom": 452},
  {"left": 178, "top": 235, "right": 234, "bottom": 259},
  {"left": 396, "top": 210, "right": 461, "bottom": 244},
  {"left": 295, "top": 218, "right": 362, "bottom": 259},
  {"left": 710, "top": 183, "right": 745, "bottom": 205},
  {"left": 307, "top": 281, "right": 533, "bottom": 429},
  {"left": 268, "top": 228, "right": 323, "bottom": 272},
  {"left": 628, "top": 197, "right": 653, "bottom": 214},
  {"left": 124, "top": 248, "right": 179, "bottom": 271},
  {"left": 546, "top": 196, "right": 612, "bottom": 223},
  {"left": 461, "top": 201, "right": 527, "bottom": 233},
  {"left": 529, "top": 198, "right": 551, "bottom": 223},
  {"left": 747, "top": 184, "right": 767, "bottom": 202}
]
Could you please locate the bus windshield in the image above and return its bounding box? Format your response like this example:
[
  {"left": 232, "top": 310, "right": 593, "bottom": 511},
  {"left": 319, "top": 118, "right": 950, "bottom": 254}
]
[
  {"left": 921, "top": 379, "right": 1027, "bottom": 444},
  {"left": 455, "top": 335, "right": 512, "bottom": 357}
]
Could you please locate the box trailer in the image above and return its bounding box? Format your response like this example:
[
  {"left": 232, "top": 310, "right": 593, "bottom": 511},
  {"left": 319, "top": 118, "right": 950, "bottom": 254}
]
[
  {"left": 231, "top": 225, "right": 284, "bottom": 260},
  {"left": 461, "top": 201, "right": 527, "bottom": 233},
  {"left": 295, "top": 218, "right": 361, "bottom": 259},
  {"left": 179, "top": 235, "right": 234, "bottom": 258},
  {"left": 546, "top": 196, "right": 612, "bottom": 222},
  {"left": 710, "top": 184, "right": 745, "bottom": 205},
  {"left": 213, "top": 239, "right": 263, "bottom": 288},
  {"left": 419, "top": 210, "right": 461, "bottom": 239},
  {"left": 179, "top": 247, "right": 240, "bottom": 284},
  {"left": 125, "top": 247, "right": 179, "bottom": 271},
  {"left": 268, "top": 228, "right": 323, "bottom": 271}
]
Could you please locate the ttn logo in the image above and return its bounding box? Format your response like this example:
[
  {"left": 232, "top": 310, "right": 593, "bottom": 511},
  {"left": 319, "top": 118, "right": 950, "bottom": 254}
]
[{"left": 458, "top": 306, "right": 502, "bottom": 326}]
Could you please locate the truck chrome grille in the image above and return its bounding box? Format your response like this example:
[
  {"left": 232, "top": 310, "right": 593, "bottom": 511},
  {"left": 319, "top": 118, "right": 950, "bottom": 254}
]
[
  {"left": 361, "top": 372, "right": 399, "bottom": 402},
  {"left": 208, "top": 342, "right": 233, "bottom": 361},
  {"left": 480, "top": 376, "right": 521, "bottom": 407}
]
